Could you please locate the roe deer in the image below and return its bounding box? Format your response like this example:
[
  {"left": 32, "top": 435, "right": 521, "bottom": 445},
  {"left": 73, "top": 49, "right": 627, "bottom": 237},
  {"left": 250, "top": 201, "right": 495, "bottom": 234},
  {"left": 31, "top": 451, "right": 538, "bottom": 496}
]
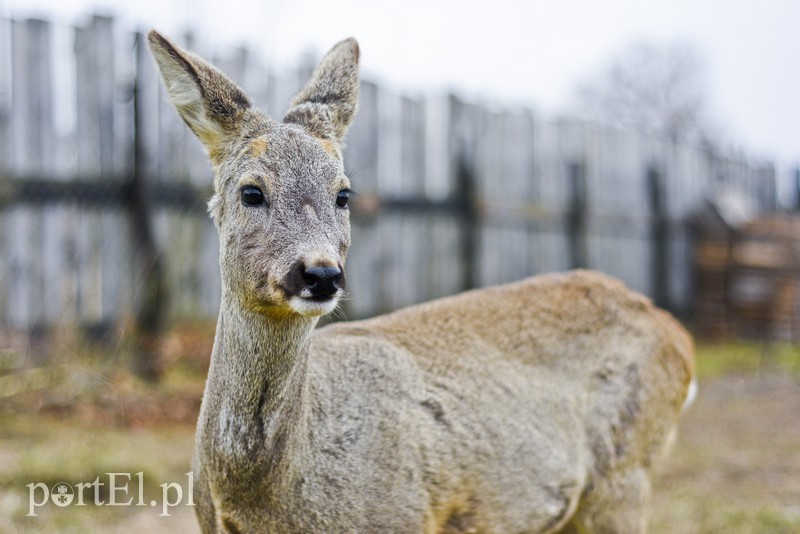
[{"left": 148, "top": 31, "right": 695, "bottom": 533}]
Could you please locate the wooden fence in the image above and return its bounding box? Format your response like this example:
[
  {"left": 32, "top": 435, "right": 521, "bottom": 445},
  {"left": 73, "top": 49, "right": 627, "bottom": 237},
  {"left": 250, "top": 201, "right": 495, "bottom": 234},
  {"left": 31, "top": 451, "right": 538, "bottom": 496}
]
[{"left": 0, "top": 15, "right": 777, "bottom": 338}]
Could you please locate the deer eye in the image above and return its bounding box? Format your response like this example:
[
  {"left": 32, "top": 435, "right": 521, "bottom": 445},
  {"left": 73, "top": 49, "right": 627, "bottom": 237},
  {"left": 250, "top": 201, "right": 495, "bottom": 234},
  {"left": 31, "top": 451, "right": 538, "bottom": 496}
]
[
  {"left": 336, "top": 189, "right": 351, "bottom": 208},
  {"left": 241, "top": 186, "right": 265, "bottom": 206}
]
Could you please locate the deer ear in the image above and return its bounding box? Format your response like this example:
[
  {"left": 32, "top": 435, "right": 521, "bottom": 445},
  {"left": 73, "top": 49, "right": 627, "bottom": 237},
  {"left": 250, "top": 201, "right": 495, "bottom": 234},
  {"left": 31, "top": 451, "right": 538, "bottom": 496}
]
[
  {"left": 283, "top": 38, "right": 360, "bottom": 154},
  {"left": 147, "top": 30, "right": 251, "bottom": 165}
]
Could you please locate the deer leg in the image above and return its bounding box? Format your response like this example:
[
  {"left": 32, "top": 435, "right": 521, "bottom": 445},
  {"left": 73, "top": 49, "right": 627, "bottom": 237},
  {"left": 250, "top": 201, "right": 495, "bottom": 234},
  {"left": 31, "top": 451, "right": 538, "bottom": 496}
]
[{"left": 560, "top": 468, "right": 650, "bottom": 534}]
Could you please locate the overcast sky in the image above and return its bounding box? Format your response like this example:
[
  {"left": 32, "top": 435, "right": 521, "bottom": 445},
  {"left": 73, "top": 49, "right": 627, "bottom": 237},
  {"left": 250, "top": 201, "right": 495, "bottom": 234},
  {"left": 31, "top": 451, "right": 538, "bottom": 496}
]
[{"left": 4, "top": 0, "right": 799, "bottom": 194}]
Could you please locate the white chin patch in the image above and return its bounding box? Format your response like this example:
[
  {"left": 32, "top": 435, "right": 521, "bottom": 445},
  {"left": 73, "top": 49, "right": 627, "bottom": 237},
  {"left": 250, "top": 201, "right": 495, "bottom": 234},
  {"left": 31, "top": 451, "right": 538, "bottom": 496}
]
[{"left": 289, "top": 296, "right": 339, "bottom": 317}]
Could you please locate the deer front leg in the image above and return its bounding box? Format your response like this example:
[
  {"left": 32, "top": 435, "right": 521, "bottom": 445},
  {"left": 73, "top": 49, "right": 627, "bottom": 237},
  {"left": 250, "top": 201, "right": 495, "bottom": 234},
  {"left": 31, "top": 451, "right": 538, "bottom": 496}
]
[
  {"left": 560, "top": 468, "right": 650, "bottom": 534},
  {"left": 192, "top": 463, "right": 218, "bottom": 534}
]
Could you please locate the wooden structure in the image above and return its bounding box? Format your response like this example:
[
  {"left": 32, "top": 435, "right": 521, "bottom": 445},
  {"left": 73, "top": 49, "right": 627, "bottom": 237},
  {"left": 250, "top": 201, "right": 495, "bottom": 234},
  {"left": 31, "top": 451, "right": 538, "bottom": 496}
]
[{"left": 692, "top": 206, "right": 800, "bottom": 341}]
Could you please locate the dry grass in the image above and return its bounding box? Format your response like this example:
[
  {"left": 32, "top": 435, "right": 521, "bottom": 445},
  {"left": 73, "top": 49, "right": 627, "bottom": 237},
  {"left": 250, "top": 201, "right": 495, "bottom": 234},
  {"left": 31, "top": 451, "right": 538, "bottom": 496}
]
[
  {"left": 0, "top": 413, "right": 198, "bottom": 532},
  {"left": 0, "top": 337, "right": 798, "bottom": 532},
  {"left": 650, "top": 372, "right": 800, "bottom": 533}
]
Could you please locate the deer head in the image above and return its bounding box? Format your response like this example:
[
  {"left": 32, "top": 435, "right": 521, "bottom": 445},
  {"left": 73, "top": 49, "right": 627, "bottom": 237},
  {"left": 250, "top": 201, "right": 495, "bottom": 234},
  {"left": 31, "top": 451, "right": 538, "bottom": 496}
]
[{"left": 148, "top": 31, "right": 360, "bottom": 318}]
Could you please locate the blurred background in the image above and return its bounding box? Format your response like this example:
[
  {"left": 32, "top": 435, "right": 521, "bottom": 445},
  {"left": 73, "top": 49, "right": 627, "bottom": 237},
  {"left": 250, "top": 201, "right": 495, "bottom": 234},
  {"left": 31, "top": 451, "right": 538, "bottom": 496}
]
[{"left": 0, "top": 1, "right": 799, "bottom": 532}]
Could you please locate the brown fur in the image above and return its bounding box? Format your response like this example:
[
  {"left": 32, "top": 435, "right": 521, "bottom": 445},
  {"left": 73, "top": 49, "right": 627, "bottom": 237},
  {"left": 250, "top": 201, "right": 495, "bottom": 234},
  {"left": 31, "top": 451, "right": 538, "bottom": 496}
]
[
  {"left": 249, "top": 137, "right": 269, "bottom": 158},
  {"left": 148, "top": 31, "right": 695, "bottom": 533}
]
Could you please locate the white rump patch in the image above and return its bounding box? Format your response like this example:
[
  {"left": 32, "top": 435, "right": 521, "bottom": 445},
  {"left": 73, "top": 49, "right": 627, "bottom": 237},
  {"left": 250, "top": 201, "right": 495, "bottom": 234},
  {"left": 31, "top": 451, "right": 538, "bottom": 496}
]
[{"left": 682, "top": 379, "right": 698, "bottom": 412}]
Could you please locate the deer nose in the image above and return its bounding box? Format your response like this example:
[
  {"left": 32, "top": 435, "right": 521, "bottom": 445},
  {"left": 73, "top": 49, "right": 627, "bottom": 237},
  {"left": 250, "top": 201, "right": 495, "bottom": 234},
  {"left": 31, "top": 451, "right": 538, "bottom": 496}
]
[{"left": 301, "top": 265, "right": 345, "bottom": 298}]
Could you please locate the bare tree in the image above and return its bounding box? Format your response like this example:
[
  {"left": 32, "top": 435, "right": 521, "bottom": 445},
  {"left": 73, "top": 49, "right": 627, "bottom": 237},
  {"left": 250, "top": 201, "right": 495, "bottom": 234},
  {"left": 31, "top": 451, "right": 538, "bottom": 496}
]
[{"left": 574, "top": 42, "right": 709, "bottom": 142}]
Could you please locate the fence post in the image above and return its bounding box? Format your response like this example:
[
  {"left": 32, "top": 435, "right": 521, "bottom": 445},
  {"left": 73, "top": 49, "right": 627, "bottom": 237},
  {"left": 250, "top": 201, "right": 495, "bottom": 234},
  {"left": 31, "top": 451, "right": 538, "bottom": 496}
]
[
  {"left": 455, "top": 151, "right": 478, "bottom": 291},
  {"left": 567, "top": 160, "right": 588, "bottom": 269},
  {"left": 130, "top": 32, "right": 167, "bottom": 381},
  {"left": 794, "top": 168, "right": 800, "bottom": 211},
  {"left": 648, "top": 165, "right": 670, "bottom": 310},
  {"left": 448, "top": 95, "right": 480, "bottom": 292}
]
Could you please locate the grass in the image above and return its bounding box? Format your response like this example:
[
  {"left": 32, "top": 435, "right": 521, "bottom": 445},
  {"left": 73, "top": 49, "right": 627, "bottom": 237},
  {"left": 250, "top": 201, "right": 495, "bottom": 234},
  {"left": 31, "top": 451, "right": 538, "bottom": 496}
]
[
  {"left": 648, "top": 340, "right": 800, "bottom": 533},
  {"left": 0, "top": 412, "right": 197, "bottom": 532},
  {"left": 0, "top": 329, "right": 208, "bottom": 532},
  {"left": 694, "top": 340, "right": 800, "bottom": 378},
  {"left": 650, "top": 497, "right": 800, "bottom": 534}
]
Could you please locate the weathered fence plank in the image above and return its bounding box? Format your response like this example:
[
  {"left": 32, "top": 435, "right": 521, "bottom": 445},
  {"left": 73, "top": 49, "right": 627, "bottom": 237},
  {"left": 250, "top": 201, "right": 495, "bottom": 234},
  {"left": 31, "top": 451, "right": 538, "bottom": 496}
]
[
  {"left": 344, "top": 80, "right": 381, "bottom": 317},
  {"left": 9, "top": 19, "right": 54, "bottom": 331},
  {"left": 385, "top": 93, "right": 429, "bottom": 309},
  {"left": 0, "top": 18, "right": 10, "bottom": 331},
  {"left": 74, "top": 15, "right": 130, "bottom": 331}
]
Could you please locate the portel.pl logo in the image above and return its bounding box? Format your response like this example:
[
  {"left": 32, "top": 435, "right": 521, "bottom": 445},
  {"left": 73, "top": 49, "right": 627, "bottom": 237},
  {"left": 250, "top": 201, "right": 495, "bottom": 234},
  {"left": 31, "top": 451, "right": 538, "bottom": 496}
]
[{"left": 27, "top": 472, "right": 194, "bottom": 517}]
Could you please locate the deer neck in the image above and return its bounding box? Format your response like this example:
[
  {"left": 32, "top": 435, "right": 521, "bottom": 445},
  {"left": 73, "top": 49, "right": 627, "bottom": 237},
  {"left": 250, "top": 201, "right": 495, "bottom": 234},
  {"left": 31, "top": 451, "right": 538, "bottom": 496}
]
[{"left": 199, "top": 292, "right": 317, "bottom": 475}]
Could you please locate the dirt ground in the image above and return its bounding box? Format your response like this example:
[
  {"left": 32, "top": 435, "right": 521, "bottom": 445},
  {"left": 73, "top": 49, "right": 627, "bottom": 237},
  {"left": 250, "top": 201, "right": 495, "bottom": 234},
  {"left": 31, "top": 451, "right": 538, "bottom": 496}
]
[
  {"left": 1, "top": 344, "right": 799, "bottom": 533},
  {"left": 649, "top": 371, "right": 800, "bottom": 533}
]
